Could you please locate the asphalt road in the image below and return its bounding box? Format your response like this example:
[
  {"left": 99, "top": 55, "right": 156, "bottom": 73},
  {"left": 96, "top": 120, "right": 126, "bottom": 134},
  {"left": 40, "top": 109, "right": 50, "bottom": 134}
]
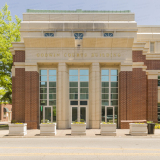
[{"left": 0, "top": 137, "right": 160, "bottom": 160}]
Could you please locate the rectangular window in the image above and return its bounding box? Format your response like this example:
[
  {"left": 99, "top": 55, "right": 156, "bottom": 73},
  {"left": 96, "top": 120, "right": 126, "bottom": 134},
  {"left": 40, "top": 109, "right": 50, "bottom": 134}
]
[
  {"left": 158, "top": 103, "right": 160, "bottom": 122},
  {"left": 44, "top": 32, "right": 54, "bottom": 37},
  {"left": 150, "top": 42, "right": 154, "bottom": 53},
  {"left": 69, "top": 69, "right": 89, "bottom": 100},
  {"left": 39, "top": 69, "right": 57, "bottom": 123},
  {"left": 74, "top": 33, "right": 83, "bottom": 39},
  {"left": 158, "top": 76, "right": 160, "bottom": 86}
]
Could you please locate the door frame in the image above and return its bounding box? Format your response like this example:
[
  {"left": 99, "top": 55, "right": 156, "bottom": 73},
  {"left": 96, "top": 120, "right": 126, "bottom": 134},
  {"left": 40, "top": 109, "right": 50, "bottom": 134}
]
[
  {"left": 105, "top": 106, "right": 115, "bottom": 123},
  {"left": 43, "top": 106, "right": 53, "bottom": 123}
]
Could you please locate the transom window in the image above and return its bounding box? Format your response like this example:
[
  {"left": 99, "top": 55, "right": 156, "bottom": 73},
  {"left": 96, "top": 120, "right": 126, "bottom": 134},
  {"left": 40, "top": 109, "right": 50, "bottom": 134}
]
[
  {"left": 69, "top": 69, "right": 89, "bottom": 100},
  {"left": 44, "top": 33, "right": 54, "bottom": 37},
  {"left": 39, "top": 69, "right": 57, "bottom": 123},
  {"left": 104, "top": 33, "right": 113, "bottom": 37},
  {"left": 74, "top": 33, "right": 83, "bottom": 39}
]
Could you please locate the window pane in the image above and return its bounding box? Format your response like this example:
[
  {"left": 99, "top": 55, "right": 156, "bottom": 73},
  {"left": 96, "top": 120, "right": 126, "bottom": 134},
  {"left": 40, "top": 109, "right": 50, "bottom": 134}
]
[
  {"left": 53, "top": 106, "right": 56, "bottom": 122},
  {"left": 40, "top": 88, "right": 47, "bottom": 93},
  {"left": 102, "top": 100, "right": 109, "bottom": 106},
  {"left": 101, "top": 70, "right": 109, "bottom": 75},
  {"left": 40, "top": 82, "right": 47, "bottom": 87},
  {"left": 102, "top": 82, "right": 109, "bottom": 87},
  {"left": 111, "top": 76, "right": 118, "bottom": 81},
  {"left": 80, "top": 107, "right": 86, "bottom": 122},
  {"left": 111, "top": 94, "right": 118, "bottom": 99},
  {"left": 80, "top": 94, "right": 88, "bottom": 99},
  {"left": 158, "top": 76, "right": 160, "bottom": 79},
  {"left": 101, "top": 76, "right": 109, "bottom": 81},
  {"left": 49, "top": 94, "right": 56, "bottom": 99},
  {"left": 102, "top": 106, "right": 105, "bottom": 122},
  {"left": 49, "top": 76, "right": 56, "bottom": 81},
  {"left": 106, "top": 107, "right": 113, "bottom": 123},
  {"left": 111, "top": 70, "right": 118, "bottom": 75},
  {"left": 40, "top": 76, "right": 47, "bottom": 81},
  {"left": 70, "top": 101, "right": 78, "bottom": 105},
  {"left": 80, "top": 82, "right": 88, "bottom": 87},
  {"left": 40, "top": 100, "right": 47, "bottom": 105},
  {"left": 49, "top": 70, "right": 56, "bottom": 75},
  {"left": 49, "top": 100, "right": 56, "bottom": 105},
  {"left": 49, "top": 88, "right": 56, "bottom": 93},
  {"left": 80, "top": 88, "right": 88, "bottom": 93},
  {"left": 102, "top": 94, "right": 109, "bottom": 99},
  {"left": 158, "top": 113, "right": 160, "bottom": 122},
  {"left": 72, "top": 107, "right": 77, "bottom": 122},
  {"left": 80, "top": 101, "right": 87, "bottom": 105},
  {"left": 111, "top": 82, "right": 118, "bottom": 87},
  {"left": 70, "top": 94, "right": 78, "bottom": 99},
  {"left": 158, "top": 108, "right": 160, "bottom": 112},
  {"left": 102, "top": 88, "right": 109, "bottom": 93},
  {"left": 158, "top": 80, "right": 160, "bottom": 86},
  {"left": 40, "top": 70, "right": 47, "bottom": 75},
  {"left": 80, "top": 76, "right": 89, "bottom": 81},
  {"left": 69, "top": 76, "right": 78, "bottom": 81},
  {"left": 40, "top": 94, "right": 47, "bottom": 99},
  {"left": 70, "top": 82, "right": 78, "bottom": 87},
  {"left": 111, "top": 88, "right": 118, "bottom": 93},
  {"left": 111, "top": 100, "right": 118, "bottom": 106},
  {"left": 70, "top": 88, "right": 78, "bottom": 93},
  {"left": 49, "top": 82, "right": 56, "bottom": 87},
  {"left": 80, "top": 70, "right": 88, "bottom": 75},
  {"left": 69, "top": 70, "right": 78, "bottom": 75}
]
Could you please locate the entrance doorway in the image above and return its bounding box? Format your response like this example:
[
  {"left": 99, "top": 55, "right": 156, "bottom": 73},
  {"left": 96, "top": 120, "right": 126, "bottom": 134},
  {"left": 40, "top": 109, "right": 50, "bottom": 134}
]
[
  {"left": 42, "top": 106, "right": 56, "bottom": 123},
  {"left": 105, "top": 106, "right": 115, "bottom": 123}
]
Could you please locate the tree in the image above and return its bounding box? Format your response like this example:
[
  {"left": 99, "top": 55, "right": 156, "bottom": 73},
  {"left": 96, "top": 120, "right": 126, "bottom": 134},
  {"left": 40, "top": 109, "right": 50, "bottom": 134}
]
[{"left": 0, "top": 4, "right": 21, "bottom": 104}]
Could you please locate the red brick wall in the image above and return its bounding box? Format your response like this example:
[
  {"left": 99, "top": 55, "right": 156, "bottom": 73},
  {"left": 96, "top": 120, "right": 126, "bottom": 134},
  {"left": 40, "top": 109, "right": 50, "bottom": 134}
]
[
  {"left": 0, "top": 104, "right": 12, "bottom": 121},
  {"left": 12, "top": 76, "right": 15, "bottom": 120},
  {"left": 14, "top": 68, "right": 25, "bottom": 122},
  {"left": 25, "top": 71, "right": 39, "bottom": 129},
  {"left": 132, "top": 50, "right": 160, "bottom": 70},
  {"left": 119, "top": 68, "right": 147, "bottom": 129},
  {"left": 15, "top": 50, "right": 25, "bottom": 62}
]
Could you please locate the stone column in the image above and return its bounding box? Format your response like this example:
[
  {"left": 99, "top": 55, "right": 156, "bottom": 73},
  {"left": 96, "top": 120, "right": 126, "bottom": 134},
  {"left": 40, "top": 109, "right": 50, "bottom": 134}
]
[
  {"left": 57, "top": 63, "right": 69, "bottom": 129},
  {"left": 89, "top": 63, "right": 101, "bottom": 128}
]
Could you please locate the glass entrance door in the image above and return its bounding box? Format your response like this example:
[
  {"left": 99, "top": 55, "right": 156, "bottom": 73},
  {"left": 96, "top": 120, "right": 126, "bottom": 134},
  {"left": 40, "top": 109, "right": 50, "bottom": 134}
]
[
  {"left": 43, "top": 106, "right": 52, "bottom": 123},
  {"left": 71, "top": 106, "right": 86, "bottom": 123},
  {"left": 106, "top": 106, "right": 114, "bottom": 123}
]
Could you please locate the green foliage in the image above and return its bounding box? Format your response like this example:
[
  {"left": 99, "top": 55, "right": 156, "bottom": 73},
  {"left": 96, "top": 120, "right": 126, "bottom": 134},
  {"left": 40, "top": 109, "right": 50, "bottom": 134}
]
[{"left": 0, "top": 4, "right": 21, "bottom": 104}]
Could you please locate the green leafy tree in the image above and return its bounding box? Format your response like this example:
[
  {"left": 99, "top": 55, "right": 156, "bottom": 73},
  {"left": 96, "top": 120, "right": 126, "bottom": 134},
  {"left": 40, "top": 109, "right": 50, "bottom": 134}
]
[{"left": 0, "top": 4, "right": 21, "bottom": 104}]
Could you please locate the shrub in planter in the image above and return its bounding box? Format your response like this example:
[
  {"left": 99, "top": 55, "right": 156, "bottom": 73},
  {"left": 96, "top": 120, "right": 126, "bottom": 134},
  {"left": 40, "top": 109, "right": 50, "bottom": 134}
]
[
  {"left": 9, "top": 123, "right": 27, "bottom": 136},
  {"left": 100, "top": 122, "right": 116, "bottom": 136},
  {"left": 71, "top": 122, "right": 86, "bottom": 136},
  {"left": 129, "top": 123, "right": 147, "bottom": 136},
  {"left": 40, "top": 123, "right": 56, "bottom": 136}
]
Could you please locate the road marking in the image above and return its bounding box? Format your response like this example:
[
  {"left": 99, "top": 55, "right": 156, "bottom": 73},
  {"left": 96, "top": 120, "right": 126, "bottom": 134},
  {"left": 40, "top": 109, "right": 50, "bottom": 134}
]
[
  {"left": 0, "top": 147, "right": 160, "bottom": 151},
  {"left": 0, "top": 153, "right": 160, "bottom": 156}
]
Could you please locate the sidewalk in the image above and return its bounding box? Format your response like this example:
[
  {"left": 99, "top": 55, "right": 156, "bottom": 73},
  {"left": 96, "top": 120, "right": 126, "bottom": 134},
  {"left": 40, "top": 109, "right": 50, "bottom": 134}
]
[{"left": 1, "top": 128, "right": 160, "bottom": 138}]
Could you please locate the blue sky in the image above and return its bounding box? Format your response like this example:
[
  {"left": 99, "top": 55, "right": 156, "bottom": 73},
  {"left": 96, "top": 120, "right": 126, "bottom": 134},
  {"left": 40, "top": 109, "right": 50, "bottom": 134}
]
[{"left": 0, "top": 0, "right": 160, "bottom": 25}]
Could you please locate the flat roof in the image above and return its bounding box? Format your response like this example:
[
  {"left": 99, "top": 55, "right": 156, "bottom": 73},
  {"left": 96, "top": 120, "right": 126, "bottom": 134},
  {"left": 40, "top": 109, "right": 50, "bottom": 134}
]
[{"left": 26, "top": 9, "right": 131, "bottom": 13}]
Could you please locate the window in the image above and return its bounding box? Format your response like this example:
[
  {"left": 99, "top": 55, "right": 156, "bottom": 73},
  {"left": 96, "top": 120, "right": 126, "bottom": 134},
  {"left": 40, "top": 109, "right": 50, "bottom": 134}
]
[
  {"left": 104, "top": 33, "right": 113, "bottom": 37},
  {"left": 158, "top": 103, "right": 160, "bottom": 122},
  {"left": 69, "top": 69, "right": 89, "bottom": 100},
  {"left": 39, "top": 69, "right": 57, "bottom": 123},
  {"left": 158, "top": 76, "right": 160, "bottom": 86},
  {"left": 74, "top": 33, "right": 83, "bottom": 39},
  {"left": 101, "top": 69, "right": 118, "bottom": 124},
  {"left": 44, "top": 33, "right": 54, "bottom": 37},
  {"left": 150, "top": 42, "right": 154, "bottom": 53}
]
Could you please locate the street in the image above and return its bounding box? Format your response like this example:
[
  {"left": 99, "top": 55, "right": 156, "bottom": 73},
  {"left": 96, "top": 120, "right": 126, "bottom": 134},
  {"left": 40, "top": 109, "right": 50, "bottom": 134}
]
[{"left": 0, "top": 137, "right": 160, "bottom": 160}]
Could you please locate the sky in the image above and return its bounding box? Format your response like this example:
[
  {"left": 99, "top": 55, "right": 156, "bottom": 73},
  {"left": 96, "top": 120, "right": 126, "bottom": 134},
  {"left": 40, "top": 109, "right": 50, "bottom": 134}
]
[{"left": 0, "top": 0, "right": 160, "bottom": 25}]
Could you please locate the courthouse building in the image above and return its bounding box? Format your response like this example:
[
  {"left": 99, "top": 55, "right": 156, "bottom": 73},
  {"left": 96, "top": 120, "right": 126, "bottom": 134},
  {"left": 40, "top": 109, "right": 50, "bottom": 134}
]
[{"left": 10, "top": 9, "right": 160, "bottom": 129}]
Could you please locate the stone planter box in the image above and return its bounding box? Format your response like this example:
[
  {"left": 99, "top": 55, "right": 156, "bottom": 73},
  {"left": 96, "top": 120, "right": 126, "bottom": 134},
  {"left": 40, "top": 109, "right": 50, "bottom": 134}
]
[
  {"left": 71, "top": 123, "right": 86, "bottom": 135},
  {"left": 9, "top": 123, "right": 27, "bottom": 136},
  {"left": 129, "top": 123, "right": 147, "bottom": 136},
  {"left": 40, "top": 123, "right": 56, "bottom": 136},
  {"left": 100, "top": 123, "right": 116, "bottom": 136}
]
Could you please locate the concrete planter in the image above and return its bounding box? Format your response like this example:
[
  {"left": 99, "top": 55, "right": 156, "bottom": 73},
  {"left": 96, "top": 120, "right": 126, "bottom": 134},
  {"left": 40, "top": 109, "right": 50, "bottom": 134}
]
[
  {"left": 9, "top": 123, "right": 27, "bottom": 136},
  {"left": 100, "top": 123, "right": 116, "bottom": 136},
  {"left": 40, "top": 123, "right": 56, "bottom": 136},
  {"left": 129, "top": 123, "right": 147, "bottom": 136},
  {"left": 71, "top": 123, "right": 86, "bottom": 135}
]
